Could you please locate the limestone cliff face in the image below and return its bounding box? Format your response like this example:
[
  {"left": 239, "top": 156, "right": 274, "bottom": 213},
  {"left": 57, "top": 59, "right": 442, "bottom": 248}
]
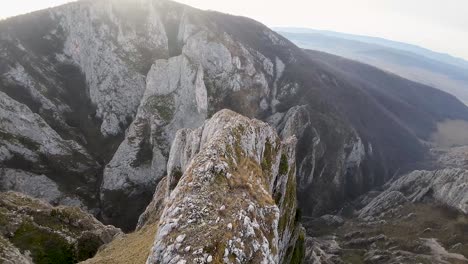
[
  {"left": 0, "top": 0, "right": 296, "bottom": 228},
  {"left": 56, "top": 0, "right": 170, "bottom": 137},
  {"left": 0, "top": 2, "right": 353, "bottom": 226},
  {"left": 134, "top": 110, "right": 304, "bottom": 264},
  {"left": 0, "top": 90, "right": 100, "bottom": 209},
  {"left": 2, "top": 0, "right": 468, "bottom": 230},
  {"left": 100, "top": 53, "right": 209, "bottom": 226},
  {"left": 100, "top": 2, "right": 290, "bottom": 227},
  {"left": 267, "top": 105, "right": 369, "bottom": 216},
  {"left": 359, "top": 168, "right": 468, "bottom": 220}
]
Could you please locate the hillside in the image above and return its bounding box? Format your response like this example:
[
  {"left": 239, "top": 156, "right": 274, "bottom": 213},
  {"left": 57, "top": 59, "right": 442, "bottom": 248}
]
[
  {"left": 0, "top": 0, "right": 467, "bottom": 235},
  {"left": 275, "top": 27, "right": 468, "bottom": 71},
  {"left": 276, "top": 29, "right": 468, "bottom": 105}
]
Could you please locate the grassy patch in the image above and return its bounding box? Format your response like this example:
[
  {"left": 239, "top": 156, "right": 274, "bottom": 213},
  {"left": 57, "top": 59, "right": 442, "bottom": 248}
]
[
  {"left": 341, "top": 249, "right": 365, "bottom": 264},
  {"left": 0, "top": 208, "right": 9, "bottom": 228},
  {"left": 83, "top": 223, "right": 158, "bottom": 264},
  {"left": 278, "top": 154, "right": 289, "bottom": 175},
  {"left": 290, "top": 230, "right": 305, "bottom": 264},
  {"left": 145, "top": 94, "right": 175, "bottom": 123},
  {"left": 261, "top": 140, "right": 273, "bottom": 172},
  {"left": 75, "top": 233, "right": 102, "bottom": 262},
  {"left": 11, "top": 221, "right": 75, "bottom": 264},
  {"left": 278, "top": 166, "right": 298, "bottom": 236}
]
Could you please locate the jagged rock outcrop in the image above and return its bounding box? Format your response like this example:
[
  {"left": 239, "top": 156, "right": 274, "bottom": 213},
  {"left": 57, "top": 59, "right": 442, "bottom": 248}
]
[
  {"left": 0, "top": 191, "right": 121, "bottom": 263},
  {"left": 99, "top": 2, "right": 288, "bottom": 228},
  {"left": 267, "top": 105, "right": 369, "bottom": 216},
  {"left": 57, "top": 0, "right": 170, "bottom": 137},
  {"left": 100, "top": 53, "right": 209, "bottom": 227},
  {"left": 0, "top": 168, "right": 82, "bottom": 207},
  {"left": 115, "top": 110, "right": 303, "bottom": 264},
  {"left": 358, "top": 191, "right": 408, "bottom": 220},
  {"left": 0, "top": 90, "right": 100, "bottom": 209},
  {"left": 433, "top": 146, "right": 468, "bottom": 169},
  {"left": 358, "top": 168, "right": 468, "bottom": 220},
  {"left": 2, "top": 0, "right": 468, "bottom": 230},
  {"left": 304, "top": 236, "right": 341, "bottom": 264}
]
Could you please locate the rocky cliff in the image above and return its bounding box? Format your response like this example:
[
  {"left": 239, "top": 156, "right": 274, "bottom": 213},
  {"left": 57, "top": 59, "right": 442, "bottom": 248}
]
[
  {"left": 2, "top": 0, "right": 468, "bottom": 231},
  {"left": 301, "top": 150, "right": 468, "bottom": 263},
  {"left": 359, "top": 168, "right": 468, "bottom": 220},
  {"left": 84, "top": 109, "right": 304, "bottom": 264}
]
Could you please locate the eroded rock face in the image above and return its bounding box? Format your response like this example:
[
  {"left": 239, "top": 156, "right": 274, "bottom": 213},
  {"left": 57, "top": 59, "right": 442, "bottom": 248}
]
[
  {"left": 267, "top": 105, "right": 370, "bottom": 217},
  {"left": 304, "top": 236, "right": 342, "bottom": 264},
  {"left": 139, "top": 110, "right": 303, "bottom": 264},
  {"left": 358, "top": 191, "right": 408, "bottom": 221},
  {"left": 2, "top": 0, "right": 467, "bottom": 231},
  {"left": 357, "top": 168, "right": 468, "bottom": 222},
  {"left": 0, "top": 192, "right": 121, "bottom": 263},
  {"left": 0, "top": 91, "right": 100, "bottom": 209},
  {"left": 0, "top": 235, "right": 34, "bottom": 264},
  {"left": 100, "top": 54, "right": 208, "bottom": 228},
  {"left": 57, "top": 0, "right": 170, "bottom": 137},
  {"left": 0, "top": 168, "right": 83, "bottom": 207},
  {"left": 97, "top": 1, "right": 289, "bottom": 227},
  {"left": 385, "top": 169, "right": 468, "bottom": 214},
  {"left": 0, "top": 0, "right": 170, "bottom": 220}
]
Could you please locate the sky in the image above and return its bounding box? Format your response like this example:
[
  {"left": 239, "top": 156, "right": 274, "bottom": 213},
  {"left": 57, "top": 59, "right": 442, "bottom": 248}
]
[{"left": 1, "top": 0, "right": 467, "bottom": 61}]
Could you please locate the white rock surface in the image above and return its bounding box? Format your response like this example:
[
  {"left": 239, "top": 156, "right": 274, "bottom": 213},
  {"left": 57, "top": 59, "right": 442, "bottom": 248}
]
[
  {"left": 360, "top": 168, "right": 468, "bottom": 219},
  {"left": 144, "top": 109, "right": 302, "bottom": 264},
  {"left": 101, "top": 55, "right": 208, "bottom": 211},
  {"left": 0, "top": 168, "right": 83, "bottom": 207},
  {"left": 0, "top": 91, "right": 97, "bottom": 171},
  {"left": 99, "top": 6, "right": 291, "bottom": 220},
  {"left": 358, "top": 191, "right": 408, "bottom": 220},
  {"left": 55, "top": 0, "right": 169, "bottom": 136},
  {"left": 387, "top": 169, "right": 468, "bottom": 214}
]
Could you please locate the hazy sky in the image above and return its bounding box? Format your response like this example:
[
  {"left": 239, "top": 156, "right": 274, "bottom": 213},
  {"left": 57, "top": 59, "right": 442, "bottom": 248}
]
[{"left": 1, "top": 0, "right": 467, "bottom": 60}]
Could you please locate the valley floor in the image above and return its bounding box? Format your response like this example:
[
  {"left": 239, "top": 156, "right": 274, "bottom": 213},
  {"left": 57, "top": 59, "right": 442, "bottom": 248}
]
[{"left": 305, "top": 203, "right": 468, "bottom": 264}]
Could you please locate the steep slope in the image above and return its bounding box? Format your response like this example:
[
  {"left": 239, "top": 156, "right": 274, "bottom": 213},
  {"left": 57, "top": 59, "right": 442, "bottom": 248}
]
[
  {"left": 301, "top": 168, "right": 468, "bottom": 264},
  {"left": 276, "top": 30, "right": 468, "bottom": 105},
  {"left": 360, "top": 169, "right": 468, "bottom": 218},
  {"left": 304, "top": 204, "right": 468, "bottom": 263},
  {"left": 1, "top": 0, "right": 468, "bottom": 231},
  {"left": 86, "top": 109, "right": 305, "bottom": 264},
  {"left": 0, "top": 191, "right": 121, "bottom": 263},
  {"left": 306, "top": 50, "right": 468, "bottom": 141}
]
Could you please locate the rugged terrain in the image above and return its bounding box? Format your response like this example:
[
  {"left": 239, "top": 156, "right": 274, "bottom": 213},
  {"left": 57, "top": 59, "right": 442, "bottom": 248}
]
[
  {"left": 2, "top": 0, "right": 468, "bottom": 232},
  {"left": 303, "top": 166, "right": 468, "bottom": 264},
  {"left": 84, "top": 109, "right": 304, "bottom": 264},
  {"left": 1, "top": 0, "right": 468, "bottom": 263},
  {"left": 0, "top": 191, "right": 121, "bottom": 264}
]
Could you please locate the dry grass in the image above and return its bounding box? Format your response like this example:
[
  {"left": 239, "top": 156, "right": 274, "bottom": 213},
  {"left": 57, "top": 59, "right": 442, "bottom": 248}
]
[
  {"left": 335, "top": 203, "right": 468, "bottom": 260},
  {"left": 230, "top": 157, "right": 274, "bottom": 206},
  {"left": 431, "top": 120, "right": 468, "bottom": 147},
  {"left": 81, "top": 223, "right": 158, "bottom": 264}
]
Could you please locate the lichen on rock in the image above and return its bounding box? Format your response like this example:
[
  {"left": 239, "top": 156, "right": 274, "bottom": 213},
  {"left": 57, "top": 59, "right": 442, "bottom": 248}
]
[
  {"left": 134, "top": 109, "right": 304, "bottom": 264},
  {"left": 0, "top": 191, "right": 121, "bottom": 263}
]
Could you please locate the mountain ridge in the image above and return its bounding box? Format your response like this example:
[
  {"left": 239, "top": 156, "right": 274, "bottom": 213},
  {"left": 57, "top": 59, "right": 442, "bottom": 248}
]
[
  {"left": 273, "top": 27, "right": 468, "bottom": 70},
  {"left": 276, "top": 28, "right": 468, "bottom": 106},
  {"left": 0, "top": 0, "right": 467, "bottom": 236}
]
